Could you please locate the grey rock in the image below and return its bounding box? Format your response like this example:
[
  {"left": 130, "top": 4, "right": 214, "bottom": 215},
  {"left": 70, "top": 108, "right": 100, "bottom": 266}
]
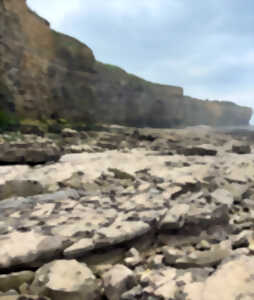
[
  {"left": 0, "top": 142, "right": 61, "bottom": 165},
  {"left": 0, "top": 271, "right": 34, "bottom": 293},
  {"left": 30, "top": 259, "right": 99, "bottom": 300},
  {"left": 103, "top": 264, "right": 137, "bottom": 300},
  {"left": 211, "top": 189, "right": 234, "bottom": 207},
  {"left": 232, "top": 144, "right": 251, "bottom": 154},
  {"left": 124, "top": 248, "right": 142, "bottom": 268},
  {"left": 164, "top": 242, "right": 231, "bottom": 268},
  {"left": 64, "top": 239, "right": 95, "bottom": 258},
  {"left": 61, "top": 128, "right": 79, "bottom": 138},
  {"left": 0, "top": 180, "right": 44, "bottom": 201},
  {"left": 0, "top": 231, "right": 64, "bottom": 269},
  {"left": 183, "top": 255, "right": 254, "bottom": 300},
  {"left": 178, "top": 144, "right": 217, "bottom": 156},
  {"left": 121, "top": 285, "right": 143, "bottom": 300}
]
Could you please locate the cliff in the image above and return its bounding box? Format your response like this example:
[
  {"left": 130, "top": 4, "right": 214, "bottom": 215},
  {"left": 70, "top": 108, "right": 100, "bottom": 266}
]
[
  {"left": 92, "top": 62, "right": 252, "bottom": 127},
  {"left": 0, "top": 0, "right": 97, "bottom": 122},
  {"left": 0, "top": 0, "right": 252, "bottom": 128}
]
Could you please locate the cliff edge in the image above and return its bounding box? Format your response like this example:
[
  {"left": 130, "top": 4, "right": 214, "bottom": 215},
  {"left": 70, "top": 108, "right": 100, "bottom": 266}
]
[{"left": 0, "top": 0, "right": 252, "bottom": 127}]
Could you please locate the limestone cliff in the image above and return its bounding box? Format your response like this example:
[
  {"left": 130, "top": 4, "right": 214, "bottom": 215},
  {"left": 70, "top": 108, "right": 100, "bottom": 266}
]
[
  {"left": 0, "top": 0, "right": 252, "bottom": 127},
  {"left": 0, "top": 0, "right": 97, "bottom": 122},
  {"left": 91, "top": 62, "right": 252, "bottom": 127}
]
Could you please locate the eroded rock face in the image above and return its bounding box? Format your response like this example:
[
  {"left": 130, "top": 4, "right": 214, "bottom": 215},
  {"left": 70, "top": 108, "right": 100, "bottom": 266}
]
[
  {"left": 92, "top": 62, "right": 252, "bottom": 127},
  {"left": 1, "top": 0, "right": 96, "bottom": 121},
  {"left": 1, "top": 0, "right": 252, "bottom": 127}
]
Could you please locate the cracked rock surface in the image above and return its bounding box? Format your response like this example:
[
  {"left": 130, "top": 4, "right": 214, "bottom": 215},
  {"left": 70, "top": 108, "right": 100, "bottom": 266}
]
[{"left": 0, "top": 125, "right": 254, "bottom": 299}]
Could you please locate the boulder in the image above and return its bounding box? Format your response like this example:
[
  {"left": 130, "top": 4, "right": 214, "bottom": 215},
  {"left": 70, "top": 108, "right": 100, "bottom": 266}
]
[
  {"left": 102, "top": 264, "right": 136, "bottom": 300},
  {"left": 160, "top": 203, "right": 229, "bottom": 232},
  {"left": 61, "top": 128, "right": 79, "bottom": 138},
  {"left": 61, "top": 129, "right": 81, "bottom": 145},
  {"left": 183, "top": 255, "right": 254, "bottom": 300},
  {"left": 0, "top": 180, "right": 44, "bottom": 200},
  {"left": 211, "top": 189, "right": 234, "bottom": 207},
  {"left": 30, "top": 260, "right": 99, "bottom": 300},
  {"left": 0, "top": 142, "right": 61, "bottom": 165},
  {"left": 232, "top": 144, "right": 251, "bottom": 154}
]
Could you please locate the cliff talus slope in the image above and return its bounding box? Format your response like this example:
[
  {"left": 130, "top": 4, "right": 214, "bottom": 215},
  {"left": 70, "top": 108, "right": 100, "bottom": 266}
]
[{"left": 0, "top": 0, "right": 252, "bottom": 127}]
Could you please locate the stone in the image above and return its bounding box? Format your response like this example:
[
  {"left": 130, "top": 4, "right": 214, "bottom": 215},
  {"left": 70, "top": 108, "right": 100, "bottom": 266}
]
[
  {"left": 108, "top": 168, "right": 135, "bottom": 181},
  {"left": 61, "top": 129, "right": 81, "bottom": 145},
  {"left": 232, "top": 144, "right": 251, "bottom": 154},
  {"left": 0, "top": 231, "right": 64, "bottom": 269},
  {"left": 164, "top": 242, "right": 231, "bottom": 268},
  {"left": 121, "top": 285, "right": 143, "bottom": 300},
  {"left": 0, "top": 180, "right": 44, "bottom": 200},
  {"left": 178, "top": 144, "right": 217, "bottom": 156},
  {"left": 183, "top": 255, "right": 254, "bottom": 300},
  {"left": 30, "top": 260, "right": 99, "bottom": 300},
  {"left": 147, "top": 255, "right": 164, "bottom": 269},
  {"left": 102, "top": 264, "right": 137, "bottom": 300},
  {"left": 159, "top": 204, "right": 189, "bottom": 230},
  {"left": 0, "top": 271, "right": 34, "bottom": 293},
  {"left": 61, "top": 128, "right": 80, "bottom": 138},
  {"left": 140, "top": 268, "right": 177, "bottom": 299},
  {"left": 0, "top": 142, "right": 61, "bottom": 165},
  {"left": 211, "top": 189, "right": 234, "bottom": 207},
  {"left": 95, "top": 221, "right": 150, "bottom": 247},
  {"left": 195, "top": 240, "right": 211, "bottom": 251},
  {"left": 124, "top": 248, "right": 142, "bottom": 268},
  {"left": 63, "top": 239, "right": 95, "bottom": 258},
  {"left": 163, "top": 247, "right": 185, "bottom": 265}
]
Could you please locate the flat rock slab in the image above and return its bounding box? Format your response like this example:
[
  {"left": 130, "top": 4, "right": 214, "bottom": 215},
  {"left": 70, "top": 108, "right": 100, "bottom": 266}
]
[
  {"left": 178, "top": 144, "right": 217, "bottom": 156},
  {"left": 183, "top": 255, "right": 254, "bottom": 300},
  {"left": 0, "top": 231, "right": 64, "bottom": 269}
]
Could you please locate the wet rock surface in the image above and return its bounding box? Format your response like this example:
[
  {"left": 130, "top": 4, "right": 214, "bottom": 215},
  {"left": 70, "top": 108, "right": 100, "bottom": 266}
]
[{"left": 0, "top": 125, "right": 254, "bottom": 299}]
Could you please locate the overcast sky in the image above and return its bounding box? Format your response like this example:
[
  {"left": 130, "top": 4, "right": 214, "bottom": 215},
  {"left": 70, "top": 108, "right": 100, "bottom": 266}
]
[{"left": 27, "top": 0, "right": 254, "bottom": 120}]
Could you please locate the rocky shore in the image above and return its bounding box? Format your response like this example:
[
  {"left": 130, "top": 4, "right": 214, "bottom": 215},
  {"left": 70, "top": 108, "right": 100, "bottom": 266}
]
[{"left": 0, "top": 125, "right": 254, "bottom": 299}]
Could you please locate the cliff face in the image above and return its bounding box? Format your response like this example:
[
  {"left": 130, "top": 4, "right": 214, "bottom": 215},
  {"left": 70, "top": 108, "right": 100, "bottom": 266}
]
[
  {"left": 0, "top": 0, "right": 97, "bottom": 122},
  {"left": 0, "top": 0, "right": 252, "bottom": 127},
  {"left": 91, "top": 62, "right": 252, "bottom": 127}
]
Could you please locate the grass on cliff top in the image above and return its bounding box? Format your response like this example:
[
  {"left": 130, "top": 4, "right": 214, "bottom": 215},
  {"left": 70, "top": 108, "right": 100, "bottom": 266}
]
[
  {"left": 97, "top": 61, "right": 151, "bottom": 87},
  {"left": 97, "top": 61, "right": 182, "bottom": 89}
]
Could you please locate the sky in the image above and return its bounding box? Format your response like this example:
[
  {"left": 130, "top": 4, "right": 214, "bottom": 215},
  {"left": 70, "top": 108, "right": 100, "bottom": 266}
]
[{"left": 27, "top": 0, "right": 254, "bottom": 121}]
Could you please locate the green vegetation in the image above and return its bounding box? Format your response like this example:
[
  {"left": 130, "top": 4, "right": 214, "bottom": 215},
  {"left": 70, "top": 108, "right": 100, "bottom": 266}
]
[
  {"left": 101, "top": 63, "right": 125, "bottom": 73},
  {"left": 0, "top": 111, "right": 19, "bottom": 131}
]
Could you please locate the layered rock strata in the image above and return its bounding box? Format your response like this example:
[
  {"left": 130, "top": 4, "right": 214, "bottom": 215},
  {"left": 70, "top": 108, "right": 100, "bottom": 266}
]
[
  {"left": 0, "top": 0, "right": 252, "bottom": 127},
  {"left": 0, "top": 0, "right": 97, "bottom": 121}
]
